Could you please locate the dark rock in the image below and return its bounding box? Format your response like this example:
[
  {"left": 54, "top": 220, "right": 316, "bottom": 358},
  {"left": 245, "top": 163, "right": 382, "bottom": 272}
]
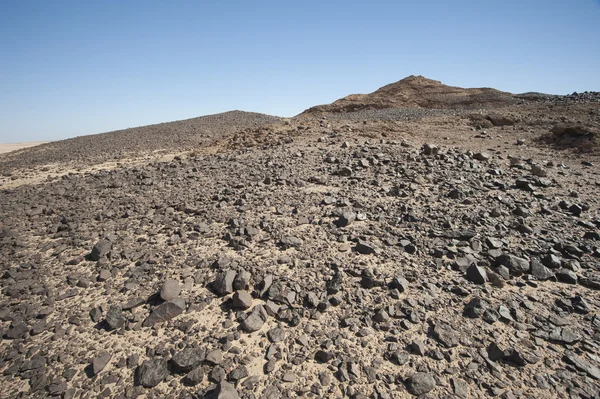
[
  {"left": 563, "top": 352, "right": 600, "bottom": 380},
  {"left": 90, "top": 239, "right": 112, "bottom": 261},
  {"left": 232, "top": 290, "right": 253, "bottom": 310},
  {"left": 135, "top": 358, "right": 169, "bottom": 388},
  {"left": 336, "top": 211, "right": 356, "bottom": 227},
  {"left": 496, "top": 254, "right": 530, "bottom": 275},
  {"left": 213, "top": 270, "right": 237, "bottom": 296},
  {"left": 406, "top": 372, "right": 436, "bottom": 395},
  {"left": 105, "top": 306, "right": 126, "bottom": 330},
  {"left": 5, "top": 322, "right": 29, "bottom": 339},
  {"left": 466, "top": 264, "right": 488, "bottom": 284},
  {"left": 241, "top": 313, "right": 264, "bottom": 333},
  {"left": 142, "top": 301, "right": 184, "bottom": 327},
  {"left": 183, "top": 366, "right": 204, "bottom": 386},
  {"left": 390, "top": 276, "right": 409, "bottom": 292},
  {"left": 530, "top": 258, "right": 555, "bottom": 280},
  {"left": 213, "top": 381, "right": 239, "bottom": 399},
  {"left": 170, "top": 348, "right": 205, "bottom": 373},
  {"left": 267, "top": 327, "right": 285, "bottom": 343},
  {"left": 355, "top": 240, "right": 376, "bottom": 255},
  {"left": 555, "top": 269, "right": 577, "bottom": 284}
]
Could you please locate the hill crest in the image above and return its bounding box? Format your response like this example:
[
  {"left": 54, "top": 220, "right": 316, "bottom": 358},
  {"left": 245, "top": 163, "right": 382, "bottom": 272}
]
[{"left": 299, "top": 75, "right": 518, "bottom": 115}]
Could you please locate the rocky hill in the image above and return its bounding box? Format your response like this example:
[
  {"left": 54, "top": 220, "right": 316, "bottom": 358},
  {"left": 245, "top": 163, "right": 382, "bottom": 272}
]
[
  {"left": 0, "top": 111, "right": 282, "bottom": 171},
  {"left": 300, "top": 76, "right": 521, "bottom": 115}
]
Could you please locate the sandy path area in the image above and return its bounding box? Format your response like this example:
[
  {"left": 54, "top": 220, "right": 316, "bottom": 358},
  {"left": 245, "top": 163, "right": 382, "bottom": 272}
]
[{"left": 0, "top": 141, "right": 50, "bottom": 154}]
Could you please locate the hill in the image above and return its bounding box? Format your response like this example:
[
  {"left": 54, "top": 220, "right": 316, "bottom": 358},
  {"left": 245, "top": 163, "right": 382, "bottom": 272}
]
[
  {"left": 0, "top": 111, "right": 281, "bottom": 171},
  {"left": 300, "top": 75, "right": 520, "bottom": 115}
]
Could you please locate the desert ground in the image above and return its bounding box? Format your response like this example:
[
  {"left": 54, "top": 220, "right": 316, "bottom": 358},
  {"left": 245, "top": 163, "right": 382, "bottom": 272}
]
[
  {"left": 0, "top": 142, "right": 50, "bottom": 155},
  {"left": 0, "top": 76, "right": 599, "bottom": 399}
]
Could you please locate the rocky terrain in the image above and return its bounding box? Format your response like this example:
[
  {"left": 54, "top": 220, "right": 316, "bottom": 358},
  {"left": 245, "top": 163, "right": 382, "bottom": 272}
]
[{"left": 1, "top": 77, "right": 599, "bottom": 399}]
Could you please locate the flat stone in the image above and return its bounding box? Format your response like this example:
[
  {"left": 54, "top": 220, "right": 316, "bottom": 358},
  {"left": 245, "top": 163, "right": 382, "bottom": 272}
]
[
  {"left": 92, "top": 352, "right": 111, "bottom": 376},
  {"left": 142, "top": 301, "right": 184, "bottom": 327}
]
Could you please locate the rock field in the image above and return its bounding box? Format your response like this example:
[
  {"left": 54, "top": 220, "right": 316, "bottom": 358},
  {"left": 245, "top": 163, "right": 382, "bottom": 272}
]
[{"left": 0, "top": 78, "right": 599, "bottom": 399}]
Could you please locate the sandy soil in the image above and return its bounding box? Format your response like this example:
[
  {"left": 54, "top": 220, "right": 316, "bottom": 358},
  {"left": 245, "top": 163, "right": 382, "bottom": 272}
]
[{"left": 0, "top": 141, "right": 50, "bottom": 154}]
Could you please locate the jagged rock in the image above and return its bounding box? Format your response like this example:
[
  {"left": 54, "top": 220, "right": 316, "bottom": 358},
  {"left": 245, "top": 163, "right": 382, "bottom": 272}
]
[
  {"left": 466, "top": 264, "right": 488, "bottom": 284},
  {"left": 432, "top": 323, "right": 460, "bottom": 348},
  {"left": 213, "top": 270, "right": 237, "bottom": 296},
  {"left": 232, "top": 290, "right": 253, "bottom": 310},
  {"left": 241, "top": 313, "right": 264, "bottom": 333},
  {"left": 496, "top": 254, "right": 530, "bottom": 275},
  {"left": 213, "top": 381, "right": 239, "bottom": 399},
  {"left": 170, "top": 348, "right": 205, "bottom": 373},
  {"left": 182, "top": 366, "right": 204, "bottom": 386},
  {"left": 563, "top": 352, "right": 600, "bottom": 380},
  {"left": 135, "top": 358, "right": 169, "bottom": 388},
  {"left": 105, "top": 306, "right": 126, "bottom": 330}
]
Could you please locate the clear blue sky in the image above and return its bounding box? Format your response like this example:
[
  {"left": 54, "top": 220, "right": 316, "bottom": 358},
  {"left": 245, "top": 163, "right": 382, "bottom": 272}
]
[{"left": 1, "top": 1, "right": 599, "bottom": 143}]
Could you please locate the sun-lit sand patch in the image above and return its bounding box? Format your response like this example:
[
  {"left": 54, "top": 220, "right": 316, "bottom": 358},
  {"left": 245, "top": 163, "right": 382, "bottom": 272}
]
[{"left": 0, "top": 141, "right": 50, "bottom": 154}]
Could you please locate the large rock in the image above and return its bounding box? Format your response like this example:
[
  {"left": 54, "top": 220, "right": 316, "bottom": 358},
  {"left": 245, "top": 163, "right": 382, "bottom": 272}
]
[
  {"left": 135, "top": 358, "right": 169, "bottom": 388},
  {"left": 89, "top": 239, "right": 112, "bottom": 261},
  {"left": 241, "top": 313, "right": 264, "bottom": 333},
  {"left": 170, "top": 348, "right": 205, "bottom": 373},
  {"left": 496, "top": 254, "right": 530, "bottom": 275},
  {"left": 432, "top": 323, "right": 460, "bottom": 348},
  {"left": 105, "top": 306, "right": 126, "bottom": 330},
  {"left": 466, "top": 264, "right": 488, "bottom": 284},
  {"left": 406, "top": 372, "right": 436, "bottom": 395},
  {"left": 213, "top": 270, "right": 236, "bottom": 296}
]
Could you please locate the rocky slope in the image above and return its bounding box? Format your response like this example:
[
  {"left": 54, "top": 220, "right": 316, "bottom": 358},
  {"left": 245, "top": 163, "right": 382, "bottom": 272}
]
[
  {"left": 1, "top": 125, "right": 600, "bottom": 399},
  {"left": 0, "top": 111, "right": 282, "bottom": 172}
]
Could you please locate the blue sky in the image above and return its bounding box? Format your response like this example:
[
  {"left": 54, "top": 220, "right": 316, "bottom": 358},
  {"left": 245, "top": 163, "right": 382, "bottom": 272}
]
[{"left": 1, "top": 1, "right": 599, "bottom": 143}]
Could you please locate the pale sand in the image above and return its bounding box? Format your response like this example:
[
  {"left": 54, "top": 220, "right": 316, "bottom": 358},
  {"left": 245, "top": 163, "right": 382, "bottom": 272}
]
[{"left": 0, "top": 141, "right": 50, "bottom": 154}]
